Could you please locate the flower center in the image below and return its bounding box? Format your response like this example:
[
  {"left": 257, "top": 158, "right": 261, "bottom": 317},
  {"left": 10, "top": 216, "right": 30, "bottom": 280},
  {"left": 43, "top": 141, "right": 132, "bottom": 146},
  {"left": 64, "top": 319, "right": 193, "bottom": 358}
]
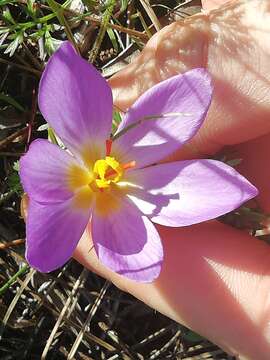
[
  {"left": 88, "top": 139, "right": 136, "bottom": 191},
  {"left": 93, "top": 156, "right": 123, "bottom": 189},
  {"left": 68, "top": 141, "right": 136, "bottom": 210}
]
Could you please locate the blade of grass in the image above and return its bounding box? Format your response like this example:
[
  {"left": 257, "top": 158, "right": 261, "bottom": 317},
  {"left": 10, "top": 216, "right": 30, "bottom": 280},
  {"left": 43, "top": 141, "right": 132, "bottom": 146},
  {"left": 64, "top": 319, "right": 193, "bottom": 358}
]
[
  {"left": 0, "top": 264, "right": 29, "bottom": 296},
  {"left": 106, "top": 27, "right": 119, "bottom": 52},
  {"left": 134, "top": 11, "right": 152, "bottom": 39},
  {"left": 67, "top": 280, "right": 110, "bottom": 359},
  {"left": 139, "top": 0, "right": 161, "bottom": 32},
  {"left": 41, "top": 269, "right": 89, "bottom": 358},
  {"left": 88, "top": 0, "right": 117, "bottom": 62},
  {"left": 46, "top": 0, "right": 80, "bottom": 54},
  {"left": 48, "top": 127, "right": 59, "bottom": 145},
  {"left": 0, "top": 268, "right": 35, "bottom": 340}
]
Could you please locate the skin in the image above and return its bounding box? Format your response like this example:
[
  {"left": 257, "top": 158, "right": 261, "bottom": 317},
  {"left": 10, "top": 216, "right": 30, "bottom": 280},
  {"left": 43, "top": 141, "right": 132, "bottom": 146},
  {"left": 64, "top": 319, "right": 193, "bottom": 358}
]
[{"left": 59, "top": 0, "right": 270, "bottom": 358}]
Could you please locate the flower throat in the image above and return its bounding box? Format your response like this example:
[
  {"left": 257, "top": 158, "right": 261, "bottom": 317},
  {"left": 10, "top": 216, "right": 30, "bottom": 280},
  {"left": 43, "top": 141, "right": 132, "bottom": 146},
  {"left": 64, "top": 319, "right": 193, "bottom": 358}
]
[{"left": 91, "top": 139, "right": 135, "bottom": 191}]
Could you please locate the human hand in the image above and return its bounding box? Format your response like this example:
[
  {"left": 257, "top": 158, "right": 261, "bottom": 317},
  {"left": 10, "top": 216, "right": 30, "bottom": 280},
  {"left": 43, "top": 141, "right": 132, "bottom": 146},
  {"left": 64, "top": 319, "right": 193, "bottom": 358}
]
[{"left": 73, "top": 0, "right": 270, "bottom": 359}]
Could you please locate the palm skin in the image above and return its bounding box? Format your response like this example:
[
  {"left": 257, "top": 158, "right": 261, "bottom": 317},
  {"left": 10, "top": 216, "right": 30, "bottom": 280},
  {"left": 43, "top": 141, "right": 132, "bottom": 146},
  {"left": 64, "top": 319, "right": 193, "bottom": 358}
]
[{"left": 72, "top": 1, "right": 270, "bottom": 358}]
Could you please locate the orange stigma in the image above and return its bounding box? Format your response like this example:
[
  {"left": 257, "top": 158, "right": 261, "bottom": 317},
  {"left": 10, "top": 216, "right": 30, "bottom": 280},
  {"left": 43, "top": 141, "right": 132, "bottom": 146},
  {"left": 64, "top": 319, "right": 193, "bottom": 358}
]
[{"left": 106, "top": 139, "right": 113, "bottom": 156}]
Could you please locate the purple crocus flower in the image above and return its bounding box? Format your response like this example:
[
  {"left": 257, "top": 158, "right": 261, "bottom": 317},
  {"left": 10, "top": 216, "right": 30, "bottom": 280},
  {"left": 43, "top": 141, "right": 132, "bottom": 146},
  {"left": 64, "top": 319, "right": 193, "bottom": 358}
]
[{"left": 19, "top": 41, "right": 258, "bottom": 282}]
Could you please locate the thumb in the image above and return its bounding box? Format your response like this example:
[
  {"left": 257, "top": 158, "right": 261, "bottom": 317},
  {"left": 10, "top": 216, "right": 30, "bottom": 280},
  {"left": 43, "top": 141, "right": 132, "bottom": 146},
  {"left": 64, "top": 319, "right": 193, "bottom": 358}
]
[{"left": 74, "top": 220, "right": 270, "bottom": 360}]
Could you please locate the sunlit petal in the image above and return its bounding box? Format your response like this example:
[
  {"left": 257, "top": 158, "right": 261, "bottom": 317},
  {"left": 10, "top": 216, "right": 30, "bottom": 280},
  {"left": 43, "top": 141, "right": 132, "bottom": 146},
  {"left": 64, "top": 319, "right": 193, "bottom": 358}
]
[
  {"left": 113, "top": 68, "right": 212, "bottom": 168},
  {"left": 126, "top": 160, "right": 258, "bottom": 226},
  {"left": 38, "top": 41, "right": 113, "bottom": 162}
]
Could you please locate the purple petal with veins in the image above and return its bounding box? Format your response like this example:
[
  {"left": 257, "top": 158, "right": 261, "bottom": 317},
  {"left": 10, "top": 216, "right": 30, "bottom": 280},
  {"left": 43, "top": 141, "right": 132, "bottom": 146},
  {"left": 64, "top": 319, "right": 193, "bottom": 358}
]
[
  {"left": 92, "top": 196, "right": 163, "bottom": 282},
  {"left": 114, "top": 68, "right": 212, "bottom": 168},
  {"left": 20, "top": 139, "right": 84, "bottom": 203},
  {"left": 38, "top": 41, "right": 113, "bottom": 159},
  {"left": 26, "top": 198, "right": 91, "bottom": 272},
  {"left": 126, "top": 159, "right": 258, "bottom": 227}
]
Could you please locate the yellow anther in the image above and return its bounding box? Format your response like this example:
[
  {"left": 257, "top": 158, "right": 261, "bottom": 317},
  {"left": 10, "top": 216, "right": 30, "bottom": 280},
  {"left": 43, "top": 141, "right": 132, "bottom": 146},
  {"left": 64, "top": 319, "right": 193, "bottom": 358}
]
[{"left": 93, "top": 156, "right": 123, "bottom": 189}]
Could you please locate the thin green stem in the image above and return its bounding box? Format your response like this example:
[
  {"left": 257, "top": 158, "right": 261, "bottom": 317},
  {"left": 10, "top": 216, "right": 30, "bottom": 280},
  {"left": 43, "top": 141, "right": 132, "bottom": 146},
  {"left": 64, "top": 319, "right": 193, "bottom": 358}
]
[
  {"left": 0, "top": 264, "right": 29, "bottom": 296},
  {"left": 88, "top": 0, "right": 117, "bottom": 63},
  {"left": 46, "top": 0, "right": 80, "bottom": 53},
  {"left": 48, "top": 127, "right": 59, "bottom": 145}
]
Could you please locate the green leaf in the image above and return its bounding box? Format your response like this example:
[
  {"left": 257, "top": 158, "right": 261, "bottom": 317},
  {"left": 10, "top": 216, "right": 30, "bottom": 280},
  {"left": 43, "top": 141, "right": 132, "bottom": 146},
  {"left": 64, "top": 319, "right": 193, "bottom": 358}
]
[
  {"left": 106, "top": 27, "right": 118, "bottom": 52},
  {"left": 13, "top": 160, "right": 19, "bottom": 172},
  {"left": 119, "top": 0, "right": 128, "bottom": 13},
  {"left": 27, "top": 0, "right": 37, "bottom": 17},
  {"left": 82, "top": 0, "right": 98, "bottom": 10},
  {"left": 183, "top": 329, "right": 204, "bottom": 342},
  {"left": 6, "top": 161, "right": 22, "bottom": 196},
  {"left": 4, "top": 31, "right": 24, "bottom": 57},
  {"left": 48, "top": 126, "right": 59, "bottom": 145},
  {"left": 88, "top": 0, "right": 117, "bottom": 62},
  {"left": 2, "top": 6, "right": 16, "bottom": 25},
  {"left": 0, "top": 0, "right": 18, "bottom": 5},
  {"left": 37, "top": 123, "right": 49, "bottom": 131},
  {"left": 0, "top": 31, "right": 9, "bottom": 47},
  {"left": 46, "top": 0, "right": 80, "bottom": 53},
  {"left": 29, "top": 28, "right": 46, "bottom": 41},
  {"left": 7, "top": 169, "right": 23, "bottom": 196},
  {"left": 44, "top": 29, "right": 62, "bottom": 55},
  {"left": 0, "top": 27, "right": 10, "bottom": 35},
  {"left": 0, "top": 265, "right": 29, "bottom": 296},
  {"left": 112, "top": 110, "right": 122, "bottom": 134}
]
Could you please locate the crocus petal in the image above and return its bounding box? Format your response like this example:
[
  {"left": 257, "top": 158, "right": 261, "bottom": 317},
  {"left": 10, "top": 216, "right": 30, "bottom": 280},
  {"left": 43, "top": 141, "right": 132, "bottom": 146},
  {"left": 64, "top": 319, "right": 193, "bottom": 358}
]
[
  {"left": 26, "top": 198, "right": 90, "bottom": 272},
  {"left": 113, "top": 69, "right": 212, "bottom": 168},
  {"left": 92, "top": 197, "right": 163, "bottom": 282},
  {"left": 19, "top": 139, "right": 88, "bottom": 203},
  {"left": 38, "top": 41, "right": 113, "bottom": 159},
  {"left": 126, "top": 160, "right": 258, "bottom": 226}
]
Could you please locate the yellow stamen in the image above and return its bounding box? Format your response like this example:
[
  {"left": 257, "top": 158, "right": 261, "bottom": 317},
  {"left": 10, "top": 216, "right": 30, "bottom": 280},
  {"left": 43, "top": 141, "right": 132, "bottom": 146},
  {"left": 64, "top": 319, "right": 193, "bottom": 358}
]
[{"left": 93, "top": 156, "right": 123, "bottom": 189}]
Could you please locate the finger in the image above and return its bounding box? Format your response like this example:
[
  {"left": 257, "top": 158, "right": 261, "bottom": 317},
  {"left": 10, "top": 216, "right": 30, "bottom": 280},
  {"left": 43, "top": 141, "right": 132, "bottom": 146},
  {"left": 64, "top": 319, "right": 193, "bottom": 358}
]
[
  {"left": 227, "top": 132, "right": 270, "bottom": 213},
  {"left": 109, "top": 0, "right": 270, "bottom": 160},
  {"left": 74, "top": 220, "right": 270, "bottom": 359}
]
